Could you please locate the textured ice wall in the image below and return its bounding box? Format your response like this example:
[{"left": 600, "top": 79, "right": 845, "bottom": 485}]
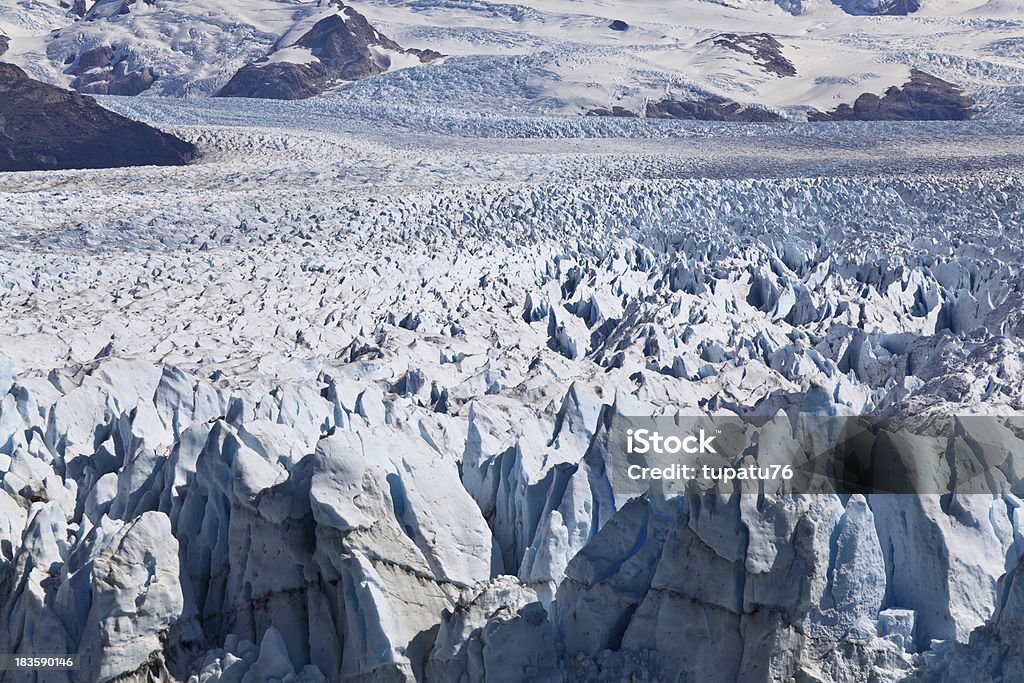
[{"left": 1, "top": 126, "right": 1023, "bottom": 681}]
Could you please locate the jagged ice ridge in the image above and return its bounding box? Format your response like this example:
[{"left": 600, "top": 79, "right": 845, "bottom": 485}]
[{"left": 1, "top": 114, "right": 1024, "bottom": 682}]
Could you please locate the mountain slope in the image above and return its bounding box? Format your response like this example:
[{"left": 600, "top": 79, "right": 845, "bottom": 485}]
[
  {"left": 0, "top": 62, "right": 195, "bottom": 171},
  {"left": 0, "top": 0, "right": 1021, "bottom": 118},
  {"left": 809, "top": 69, "right": 976, "bottom": 121},
  {"left": 217, "top": 3, "right": 439, "bottom": 100},
  {"left": 0, "top": 0, "right": 439, "bottom": 97}
]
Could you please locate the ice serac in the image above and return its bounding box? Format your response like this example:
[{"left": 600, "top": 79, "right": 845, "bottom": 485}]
[
  {"left": 427, "top": 577, "right": 560, "bottom": 683},
  {"left": 0, "top": 63, "right": 195, "bottom": 171},
  {"left": 921, "top": 552, "right": 1024, "bottom": 682},
  {"left": 77, "top": 512, "right": 184, "bottom": 683},
  {"left": 2, "top": 108, "right": 1024, "bottom": 683},
  {"left": 871, "top": 493, "right": 1017, "bottom": 647},
  {"left": 306, "top": 427, "right": 495, "bottom": 679},
  {"left": 162, "top": 397, "right": 495, "bottom": 681},
  {"left": 556, "top": 492, "right": 919, "bottom": 682}
]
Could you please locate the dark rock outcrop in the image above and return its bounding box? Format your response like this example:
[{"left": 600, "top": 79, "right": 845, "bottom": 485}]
[
  {"left": 217, "top": 2, "right": 438, "bottom": 100},
  {"left": 705, "top": 33, "right": 796, "bottom": 78},
  {"left": 587, "top": 97, "right": 785, "bottom": 122},
  {"left": 65, "top": 44, "right": 158, "bottom": 96},
  {"left": 85, "top": 0, "right": 136, "bottom": 20},
  {"left": 218, "top": 62, "right": 326, "bottom": 100},
  {"left": 809, "top": 70, "right": 975, "bottom": 122},
  {"left": 0, "top": 62, "right": 195, "bottom": 172},
  {"left": 0, "top": 34, "right": 8, "bottom": 57},
  {"left": 833, "top": 0, "right": 920, "bottom": 15},
  {"left": 608, "top": 20, "right": 630, "bottom": 31},
  {"left": 647, "top": 97, "right": 786, "bottom": 122},
  {"left": 587, "top": 105, "right": 638, "bottom": 118},
  {"left": 73, "top": 62, "right": 157, "bottom": 95},
  {"left": 76, "top": 45, "right": 114, "bottom": 71},
  {"left": 407, "top": 47, "right": 444, "bottom": 63}
]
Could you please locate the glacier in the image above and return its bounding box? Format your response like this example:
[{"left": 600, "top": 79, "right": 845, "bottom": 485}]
[
  {"left": 3, "top": 0, "right": 1024, "bottom": 120},
  {"left": 1, "top": 96, "right": 1024, "bottom": 683}
]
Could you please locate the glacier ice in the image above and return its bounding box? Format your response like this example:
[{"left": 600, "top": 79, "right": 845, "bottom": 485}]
[{"left": 1, "top": 104, "right": 1024, "bottom": 682}]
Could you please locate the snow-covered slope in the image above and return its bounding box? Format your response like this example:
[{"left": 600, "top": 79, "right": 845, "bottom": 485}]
[
  {"left": 339, "top": 0, "right": 1024, "bottom": 118},
  {"left": 1, "top": 98, "right": 1023, "bottom": 680},
  {"left": 216, "top": 2, "right": 440, "bottom": 100},
  {"left": 0, "top": 0, "right": 1022, "bottom": 116}
]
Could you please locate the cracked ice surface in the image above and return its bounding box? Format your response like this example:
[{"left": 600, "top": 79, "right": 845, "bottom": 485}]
[{"left": 1, "top": 107, "right": 1024, "bottom": 682}]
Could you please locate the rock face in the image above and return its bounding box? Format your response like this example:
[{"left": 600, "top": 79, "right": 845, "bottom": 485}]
[
  {"left": 833, "top": 0, "right": 921, "bottom": 14},
  {"left": 646, "top": 96, "right": 786, "bottom": 121},
  {"left": 588, "top": 33, "right": 795, "bottom": 120},
  {"left": 775, "top": 0, "right": 919, "bottom": 13},
  {"left": 585, "top": 105, "right": 638, "bottom": 118},
  {"left": 589, "top": 68, "right": 972, "bottom": 123},
  {"left": 66, "top": 45, "right": 158, "bottom": 96},
  {"left": 85, "top": 0, "right": 137, "bottom": 20},
  {"left": 706, "top": 33, "right": 797, "bottom": 77},
  {"left": 0, "top": 63, "right": 195, "bottom": 171},
  {"left": 810, "top": 70, "right": 975, "bottom": 121},
  {"left": 589, "top": 97, "right": 785, "bottom": 121},
  {"left": 217, "top": 2, "right": 439, "bottom": 100}
]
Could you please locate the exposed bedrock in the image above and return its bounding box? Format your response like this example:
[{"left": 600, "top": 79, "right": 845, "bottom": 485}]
[
  {"left": 833, "top": 0, "right": 921, "bottom": 15},
  {"left": 592, "top": 69, "right": 973, "bottom": 123},
  {"left": 0, "top": 63, "right": 194, "bottom": 171},
  {"left": 65, "top": 45, "right": 158, "bottom": 96},
  {"left": 704, "top": 33, "right": 797, "bottom": 78},
  {"left": 589, "top": 96, "right": 785, "bottom": 121},
  {"left": 217, "top": 2, "right": 440, "bottom": 101},
  {"left": 646, "top": 97, "right": 786, "bottom": 122},
  {"left": 810, "top": 70, "right": 976, "bottom": 122}
]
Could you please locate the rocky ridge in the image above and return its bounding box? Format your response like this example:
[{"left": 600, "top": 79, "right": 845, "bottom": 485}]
[
  {"left": 0, "top": 62, "right": 195, "bottom": 171},
  {"left": 705, "top": 33, "right": 797, "bottom": 78},
  {"left": 646, "top": 96, "right": 786, "bottom": 122},
  {"left": 66, "top": 44, "right": 158, "bottom": 96},
  {"left": 833, "top": 0, "right": 922, "bottom": 15},
  {"left": 217, "top": 2, "right": 441, "bottom": 100},
  {"left": 810, "top": 70, "right": 976, "bottom": 122},
  {"left": 0, "top": 0, "right": 1013, "bottom": 119}
]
